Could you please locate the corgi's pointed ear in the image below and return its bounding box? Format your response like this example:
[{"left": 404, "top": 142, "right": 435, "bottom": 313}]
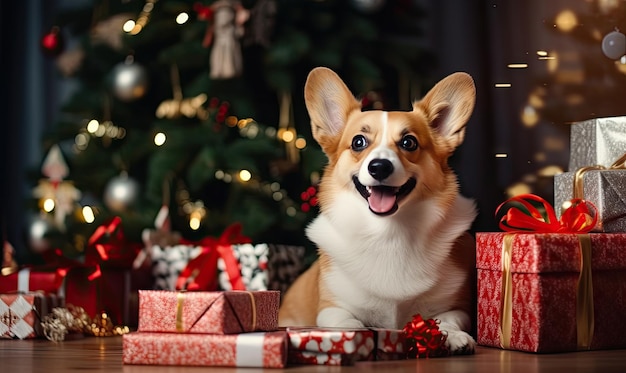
[
  {"left": 415, "top": 72, "right": 475, "bottom": 152},
  {"left": 304, "top": 67, "right": 362, "bottom": 146}
]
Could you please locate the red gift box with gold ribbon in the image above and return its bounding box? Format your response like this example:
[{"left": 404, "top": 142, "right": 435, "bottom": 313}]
[
  {"left": 137, "top": 290, "right": 280, "bottom": 334},
  {"left": 476, "top": 194, "right": 626, "bottom": 352}
]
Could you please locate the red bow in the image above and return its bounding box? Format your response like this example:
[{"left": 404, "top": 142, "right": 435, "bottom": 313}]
[
  {"left": 403, "top": 314, "right": 449, "bottom": 358},
  {"left": 496, "top": 194, "right": 597, "bottom": 233},
  {"left": 176, "top": 223, "right": 251, "bottom": 291},
  {"left": 84, "top": 217, "right": 141, "bottom": 280}
]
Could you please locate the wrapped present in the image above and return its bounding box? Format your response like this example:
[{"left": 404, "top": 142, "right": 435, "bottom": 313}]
[
  {"left": 0, "top": 292, "right": 64, "bottom": 339},
  {"left": 123, "top": 331, "right": 288, "bottom": 368},
  {"left": 150, "top": 244, "right": 203, "bottom": 290},
  {"left": 554, "top": 154, "right": 626, "bottom": 232},
  {"left": 137, "top": 290, "right": 279, "bottom": 334},
  {"left": 286, "top": 327, "right": 375, "bottom": 366},
  {"left": 0, "top": 267, "right": 65, "bottom": 294},
  {"left": 568, "top": 116, "right": 626, "bottom": 171},
  {"left": 64, "top": 264, "right": 153, "bottom": 327},
  {"left": 477, "top": 195, "right": 626, "bottom": 352},
  {"left": 218, "top": 243, "right": 306, "bottom": 294},
  {"left": 370, "top": 328, "right": 407, "bottom": 360}
]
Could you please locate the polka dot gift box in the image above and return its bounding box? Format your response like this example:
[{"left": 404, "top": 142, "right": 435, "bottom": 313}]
[{"left": 286, "top": 327, "right": 375, "bottom": 366}]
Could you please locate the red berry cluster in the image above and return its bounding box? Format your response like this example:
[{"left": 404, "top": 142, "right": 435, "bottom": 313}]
[
  {"left": 300, "top": 186, "right": 318, "bottom": 212},
  {"left": 209, "top": 97, "right": 230, "bottom": 126}
]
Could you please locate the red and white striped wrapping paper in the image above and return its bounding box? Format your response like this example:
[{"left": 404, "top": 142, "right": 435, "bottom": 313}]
[{"left": 122, "top": 331, "right": 288, "bottom": 368}]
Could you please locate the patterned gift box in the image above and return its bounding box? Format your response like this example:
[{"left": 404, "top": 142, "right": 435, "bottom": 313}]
[
  {"left": 370, "top": 328, "right": 407, "bottom": 360},
  {"left": 123, "top": 331, "right": 288, "bottom": 368},
  {"left": 554, "top": 169, "right": 626, "bottom": 232},
  {"left": 137, "top": 290, "right": 279, "bottom": 334},
  {"left": 0, "top": 292, "right": 64, "bottom": 339},
  {"left": 218, "top": 244, "right": 306, "bottom": 295},
  {"left": 476, "top": 232, "right": 626, "bottom": 352},
  {"left": 568, "top": 116, "right": 626, "bottom": 171},
  {"left": 286, "top": 327, "right": 375, "bottom": 366},
  {"left": 150, "top": 245, "right": 203, "bottom": 290}
]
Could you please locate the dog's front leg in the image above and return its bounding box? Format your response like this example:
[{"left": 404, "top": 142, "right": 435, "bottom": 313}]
[
  {"left": 316, "top": 307, "right": 364, "bottom": 328},
  {"left": 433, "top": 309, "right": 476, "bottom": 354}
]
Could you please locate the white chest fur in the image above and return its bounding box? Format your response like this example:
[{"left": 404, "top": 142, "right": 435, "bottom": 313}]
[{"left": 306, "top": 192, "right": 476, "bottom": 329}]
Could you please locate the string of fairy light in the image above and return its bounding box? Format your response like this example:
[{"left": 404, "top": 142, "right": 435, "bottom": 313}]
[
  {"left": 491, "top": 2, "right": 626, "bottom": 197},
  {"left": 57, "top": 1, "right": 313, "bottom": 231}
]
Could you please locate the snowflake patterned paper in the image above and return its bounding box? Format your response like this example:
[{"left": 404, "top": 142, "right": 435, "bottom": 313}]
[
  {"left": 122, "top": 331, "right": 288, "bottom": 368},
  {"left": 476, "top": 232, "right": 626, "bottom": 352},
  {"left": 137, "top": 290, "right": 280, "bottom": 334}
]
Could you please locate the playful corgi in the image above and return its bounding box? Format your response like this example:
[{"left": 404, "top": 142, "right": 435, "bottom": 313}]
[{"left": 278, "top": 67, "right": 478, "bottom": 353}]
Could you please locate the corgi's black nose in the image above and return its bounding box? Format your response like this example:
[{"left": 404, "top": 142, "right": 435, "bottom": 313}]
[{"left": 368, "top": 159, "right": 394, "bottom": 181}]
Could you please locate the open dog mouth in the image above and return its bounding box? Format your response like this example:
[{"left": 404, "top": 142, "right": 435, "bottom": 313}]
[{"left": 352, "top": 175, "right": 417, "bottom": 216}]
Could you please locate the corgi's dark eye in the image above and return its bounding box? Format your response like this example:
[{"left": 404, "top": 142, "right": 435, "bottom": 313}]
[
  {"left": 351, "top": 135, "right": 368, "bottom": 151},
  {"left": 399, "top": 135, "right": 418, "bottom": 151}
]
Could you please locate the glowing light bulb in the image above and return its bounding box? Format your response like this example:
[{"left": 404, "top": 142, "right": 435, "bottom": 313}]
[
  {"left": 123, "top": 20, "right": 136, "bottom": 33},
  {"left": 43, "top": 199, "right": 55, "bottom": 212},
  {"left": 176, "top": 12, "right": 189, "bottom": 24},
  {"left": 239, "top": 170, "right": 252, "bottom": 182},
  {"left": 154, "top": 132, "right": 166, "bottom": 146},
  {"left": 82, "top": 206, "right": 95, "bottom": 223},
  {"left": 87, "top": 120, "right": 99, "bottom": 133}
]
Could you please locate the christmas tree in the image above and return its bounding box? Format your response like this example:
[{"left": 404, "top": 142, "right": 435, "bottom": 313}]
[{"left": 28, "top": 0, "right": 433, "bottom": 263}]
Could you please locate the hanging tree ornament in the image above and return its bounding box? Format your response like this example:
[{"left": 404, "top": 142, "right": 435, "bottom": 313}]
[
  {"left": 197, "top": 0, "right": 250, "bottom": 79},
  {"left": 602, "top": 29, "right": 626, "bottom": 60},
  {"left": 33, "top": 145, "right": 81, "bottom": 231},
  {"left": 110, "top": 55, "right": 149, "bottom": 102},
  {"left": 155, "top": 64, "right": 209, "bottom": 119},
  {"left": 104, "top": 171, "right": 140, "bottom": 212},
  {"left": 40, "top": 26, "right": 65, "bottom": 57}
]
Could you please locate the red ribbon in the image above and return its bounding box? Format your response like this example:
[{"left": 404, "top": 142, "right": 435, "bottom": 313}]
[
  {"left": 176, "top": 223, "right": 251, "bottom": 291},
  {"left": 403, "top": 314, "right": 449, "bottom": 358},
  {"left": 496, "top": 194, "right": 598, "bottom": 233}
]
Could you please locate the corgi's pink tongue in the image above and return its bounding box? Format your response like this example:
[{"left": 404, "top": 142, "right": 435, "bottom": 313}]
[{"left": 368, "top": 188, "right": 396, "bottom": 214}]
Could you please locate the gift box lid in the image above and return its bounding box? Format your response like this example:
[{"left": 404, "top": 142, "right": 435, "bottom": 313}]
[{"left": 476, "top": 232, "right": 626, "bottom": 273}]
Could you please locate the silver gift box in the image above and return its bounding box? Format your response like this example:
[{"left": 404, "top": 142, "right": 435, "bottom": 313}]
[
  {"left": 568, "top": 116, "right": 626, "bottom": 171},
  {"left": 554, "top": 170, "right": 626, "bottom": 232}
]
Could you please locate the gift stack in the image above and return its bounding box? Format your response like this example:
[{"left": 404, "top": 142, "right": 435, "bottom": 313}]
[
  {"left": 123, "top": 290, "right": 289, "bottom": 368},
  {"left": 476, "top": 116, "right": 626, "bottom": 353}
]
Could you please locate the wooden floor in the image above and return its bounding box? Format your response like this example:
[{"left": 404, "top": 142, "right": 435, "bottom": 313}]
[{"left": 1, "top": 336, "right": 625, "bottom": 372}]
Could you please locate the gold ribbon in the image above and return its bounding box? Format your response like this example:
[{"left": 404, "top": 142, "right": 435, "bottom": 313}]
[
  {"left": 499, "top": 233, "right": 594, "bottom": 350},
  {"left": 176, "top": 292, "right": 185, "bottom": 332},
  {"left": 573, "top": 153, "right": 626, "bottom": 199},
  {"left": 246, "top": 291, "right": 257, "bottom": 331},
  {"left": 174, "top": 291, "right": 257, "bottom": 333},
  {"left": 499, "top": 234, "right": 514, "bottom": 349}
]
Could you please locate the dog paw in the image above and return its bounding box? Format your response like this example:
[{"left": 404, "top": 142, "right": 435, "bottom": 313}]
[{"left": 444, "top": 330, "right": 476, "bottom": 355}]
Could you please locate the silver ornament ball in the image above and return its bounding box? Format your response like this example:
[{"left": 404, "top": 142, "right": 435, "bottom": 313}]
[
  {"left": 351, "top": 0, "right": 385, "bottom": 13},
  {"left": 111, "top": 61, "right": 149, "bottom": 102},
  {"left": 602, "top": 30, "right": 626, "bottom": 60},
  {"left": 104, "top": 173, "right": 140, "bottom": 212},
  {"left": 27, "top": 214, "right": 58, "bottom": 253}
]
